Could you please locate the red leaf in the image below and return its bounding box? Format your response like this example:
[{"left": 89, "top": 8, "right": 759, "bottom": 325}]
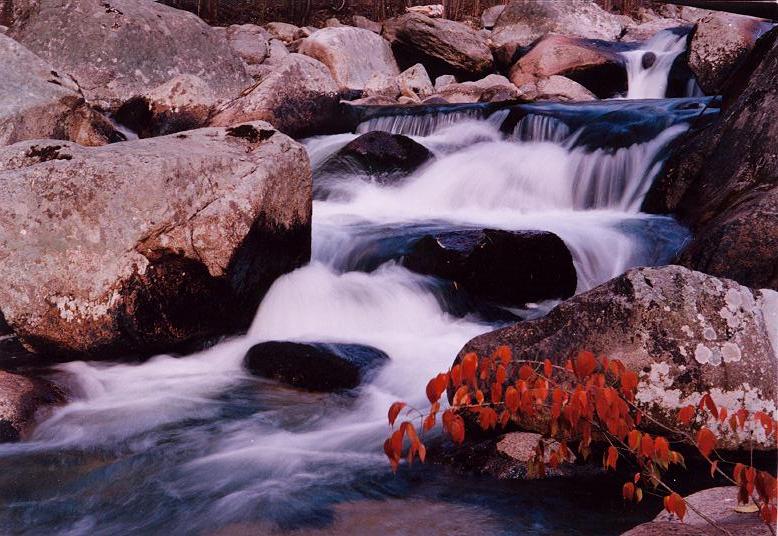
[
  {"left": 388, "top": 402, "right": 406, "bottom": 427},
  {"left": 696, "top": 427, "right": 716, "bottom": 458},
  {"left": 640, "top": 434, "right": 654, "bottom": 459},
  {"left": 677, "top": 405, "right": 695, "bottom": 426},
  {"left": 543, "top": 359, "right": 553, "bottom": 378},
  {"left": 733, "top": 463, "right": 745, "bottom": 484},
  {"left": 451, "top": 364, "right": 462, "bottom": 386},
  {"left": 462, "top": 353, "right": 478, "bottom": 386},
  {"left": 623, "top": 482, "right": 635, "bottom": 501},
  {"left": 449, "top": 415, "right": 465, "bottom": 444},
  {"left": 605, "top": 445, "right": 618, "bottom": 470},
  {"left": 496, "top": 364, "right": 507, "bottom": 386},
  {"left": 505, "top": 386, "right": 520, "bottom": 414},
  {"left": 423, "top": 412, "right": 436, "bottom": 432},
  {"left": 700, "top": 394, "right": 718, "bottom": 419},
  {"left": 654, "top": 436, "right": 670, "bottom": 464},
  {"left": 493, "top": 345, "right": 512, "bottom": 366},
  {"left": 620, "top": 371, "right": 638, "bottom": 394},
  {"left": 575, "top": 351, "right": 597, "bottom": 379},
  {"left": 518, "top": 364, "right": 534, "bottom": 381},
  {"left": 491, "top": 382, "right": 503, "bottom": 405}
]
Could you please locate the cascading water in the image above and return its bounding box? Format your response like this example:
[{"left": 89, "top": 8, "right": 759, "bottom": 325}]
[
  {"left": 0, "top": 32, "right": 718, "bottom": 535},
  {"left": 622, "top": 29, "right": 689, "bottom": 99}
]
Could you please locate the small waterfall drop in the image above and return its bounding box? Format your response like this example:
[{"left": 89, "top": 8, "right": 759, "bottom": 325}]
[{"left": 622, "top": 30, "right": 688, "bottom": 99}]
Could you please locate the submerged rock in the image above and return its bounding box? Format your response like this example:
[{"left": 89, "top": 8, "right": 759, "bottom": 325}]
[
  {"left": 403, "top": 229, "right": 577, "bottom": 306},
  {"left": 299, "top": 26, "right": 399, "bottom": 92},
  {"left": 244, "top": 341, "right": 389, "bottom": 391},
  {"left": 508, "top": 34, "right": 626, "bottom": 99},
  {"left": 644, "top": 28, "right": 778, "bottom": 290},
  {"left": 7, "top": 0, "right": 251, "bottom": 109},
  {"left": 0, "top": 34, "right": 120, "bottom": 147},
  {"left": 0, "top": 371, "right": 64, "bottom": 442},
  {"left": 0, "top": 122, "right": 311, "bottom": 359},
  {"left": 210, "top": 54, "right": 341, "bottom": 138},
  {"left": 382, "top": 12, "right": 494, "bottom": 79},
  {"left": 454, "top": 266, "right": 778, "bottom": 450}
]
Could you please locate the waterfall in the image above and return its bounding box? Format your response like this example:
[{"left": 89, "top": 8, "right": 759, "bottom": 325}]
[
  {"left": 622, "top": 29, "right": 688, "bottom": 99},
  {"left": 356, "top": 109, "right": 486, "bottom": 136},
  {"left": 513, "top": 113, "right": 572, "bottom": 143}
]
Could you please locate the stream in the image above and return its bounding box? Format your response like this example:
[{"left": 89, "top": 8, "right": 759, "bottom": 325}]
[{"left": 0, "top": 31, "right": 720, "bottom": 535}]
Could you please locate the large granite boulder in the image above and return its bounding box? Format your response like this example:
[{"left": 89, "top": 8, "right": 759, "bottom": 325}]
[
  {"left": 0, "top": 122, "right": 311, "bottom": 359},
  {"left": 437, "top": 74, "right": 521, "bottom": 103},
  {"left": 224, "top": 23, "right": 270, "bottom": 67},
  {"left": 403, "top": 229, "right": 577, "bottom": 307},
  {"left": 0, "top": 371, "right": 64, "bottom": 442},
  {"left": 491, "top": 0, "right": 626, "bottom": 67},
  {"left": 7, "top": 0, "right": 251, "bottom": 108},
  {"left": 299, "top": 26, "right": 399, "bottom": 93},
  {"left": 0, "top": 34, "right": 120, "bottom": 147},
  {"left": 643, "top": 28, "right": 778, "bottom": 290},
  {"left": 382, "top": 12, "right": 494, "bottom": 79},
  {"left": 455, "top": 266, "right": 778, "bottom": 450},
  {"left": 508, "top": 34, "right": 626, "bottom": 98},
  {"left": 244, "top": 341, "right": 389, "bottom": 391},
  {"left": 689, "top": 11, "right": 771, "bottom": 94},
  {"left": 210, "top": 54, "right": 341, "bottom": 138}
]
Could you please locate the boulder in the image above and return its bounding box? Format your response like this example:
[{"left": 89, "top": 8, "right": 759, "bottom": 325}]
[
  {"left": 114, "top": 75, "right": 218, "bottom": 138},
  {"left": 518, "top": 75, "right": 598, "bottom": 102},
  {"left": 265, "top": 21, "right": 302, "bottom": 44},
  {"left": 455, "top": 266, "right": 778, "bottom": 450},
  {"left": 621, "top": 18, "right": 692, "bottom": 43},
  {"left": 225, "top": 24, "right": 270, "bottom": 66},
  {"left": 210, "top": 54, "right": 341, "bottom": 138},
  {"left": 643, "top": 29, "right": 778, "bottom": 290},
  {"left": 397, "top": 63, "right": 434, "bottom": 99},
  {"left": 689, "top": 12, "right": 771, "bottom": 94},
  {"left": 491, "top": 0, "right": 626, "bottom": 64},
  {"left": 481, "top": 5, "right": 506, "bottom": 30},
  {"left": 437, "top": 74, "right": 521, "bottom": 103},
  {"left": 434, "top": 74, "right": 457, "bottom": 90},
  {"left": 363, "top": 73, "right": 401, "bottom": 99},
  {"left": 407, "top": 4, "right": 444, "bottom": 18},
  {"left": 0, "top": 34, "right": 120, "bottom": 147},
  {"left": 315, "top": 131, "right": 432, "bottom": 198},
  {"left": 623, "top": 487, "right": 770, "bottom": 536},
  {"left": 244, "top": 341, "right": 389, "bottom": 391},
  {"left": 403, "top": 229, "right": 577, "bottom": 306},
  {"left": 7, "top": 0, "right": 251, "bottom": 109},
  {"left": 382, "top": 12, "right": 494, "bottom": 79},
  {"left": 351, "top": 15, "right": 382, "bottom": 34},
  {"left": 0, "top": 371, "right": 64, "bottom": 442},
  {"left": 263, "top": 39, "right": 291, "bottom": 66},
  {"left": 299, "top": 27, "right": 399, "bottom": 92},
  {"left": 0, "top": 122, "right": 311, "bottom": 359},
  {"left": 508, "top": 34, "right": 626, "bottom": 98}
]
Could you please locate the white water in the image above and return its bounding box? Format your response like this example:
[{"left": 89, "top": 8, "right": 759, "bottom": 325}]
[
  {"left": 622, "top": 30, "right": 688, "bottom": 99},
  {"left": 0, "top": 61, "right": 707, "bottom": 534}
]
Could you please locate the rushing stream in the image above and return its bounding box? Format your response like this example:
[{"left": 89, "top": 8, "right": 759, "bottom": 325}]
[{"left": 0, "top": 31, "right": 720, "bottom": 535}]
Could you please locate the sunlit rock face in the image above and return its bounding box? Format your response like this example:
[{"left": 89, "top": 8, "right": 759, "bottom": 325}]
[
  {"left": 0, "top": 122, "right": 311, "bottom": 359},
  {"left": 456, "top": 265, "right": 777, "bottom": 450}
]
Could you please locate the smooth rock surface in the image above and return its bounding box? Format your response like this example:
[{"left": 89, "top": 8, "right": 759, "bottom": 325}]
[
  {"left": 383, "top": 12, "right": 494, "bottom": 79},
  {"left": 244, "top": 341, "right": 389, "bottom": 391},
  {"left": 8, "top": 0, "right": 251, "bottom": 108},
  {"left": 0, "top": 122, "right": 311, "bottom": 358},
  {"left": 455, "top": 266, "right": 778, "bottom": 450},
  {"left": 0, "top": 34, "right": 120, "bottom": 147},
  {"left": 397, "top": 63, "right": 434, "bottom": 99},
  {"left": 403, "top": 229, "right": 577, "bottom": 306},
  {"left": 225, "top": 24, "right": 270, "bottom": 66},
  {"left": 437, "top": 74, "right": 520, "bottom": 103},
  {"left": 299, "top": 26, "right": 399, "bottom": 92},
  {"left": 210, "top": 54, "right": 340, "bottom": 138}
]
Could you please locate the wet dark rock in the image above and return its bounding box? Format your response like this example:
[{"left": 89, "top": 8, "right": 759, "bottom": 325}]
[
  {"left": 641, "top": 51, "right": 657, "bottom": 69},
  {"left": 402, "top": 229, "right": 577, "bottom": 306},
  {"left": 244, "top": 341, "right": 389, "bottom": 391},
  {"left": 315, "top": 131, "right": 432, "bottom": 198},
  {"left": 643, "top": 28, "right": 778, "bottom": 290},
  {"left": 0, "top": 371, "right": 64, "bottom": 442},
  {"left": 452, "top": 265, "right": 778, "bottom": 451}
]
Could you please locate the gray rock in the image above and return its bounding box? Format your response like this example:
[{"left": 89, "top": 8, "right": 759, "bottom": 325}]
[
  {"left": 397, "top": 63, "right": 434, "bottom": 99},
  {"left": 225, "top": 24, "right": 270, "bottom": 66},
  {"left": 0, "top": 371, "right": 64, "bottom": 442},
  {"left": 351, "top": 15, "right": 382, "bottom": 34},
  {"left": 623, "top": 487, "right": 770, "bottom": 536},
  {"left": 0, "top": 122, "right": 311, "bottom": 358},
  {"left": 363, "top": 73, "right": 401, "bottom": 99},
  {"left": 521, "top": 75, "right": 598, "bottom": 102},
  {"left": 481, "top": 5, "right": 506, "bottom": 30},
  {"left": 455, "top": 266, "right": 778, "bottom": 450},
  {"left": 265, "top": 21, "right": 302, "bottom": 43},
  {"left": 621, "top": 18, "right": 692, "bottom": 43},
  {"left": 263, "top": 39, "right": 291, "bottom": 66},
  {"left": 0, "top": 34, "right": 120, "bottom": 147},
  {"left": 383, "top": 12, "right": 494, "bottom": 79},
  {"left": 434, "top": 74, "right": 457, "bottom": 90},
  {"left": 7, "top": 0, "right": 251, "bottom": 109},
  {"left": 299, "top": 27, "right": 399, "bottom": 92},
  {"left": 437, "top": 74, "right": 520, "bottom": 103},
  {"left": 210, "top": 54, "right": 340, "bottom": 138},
  {"left": 689, "top": 11, "right": 771, "bottom": 94}
]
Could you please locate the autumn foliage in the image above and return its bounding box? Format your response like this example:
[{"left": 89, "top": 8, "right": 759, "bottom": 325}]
[{"left": 384, "top": 348, "right": 778, "bottom": 532}]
